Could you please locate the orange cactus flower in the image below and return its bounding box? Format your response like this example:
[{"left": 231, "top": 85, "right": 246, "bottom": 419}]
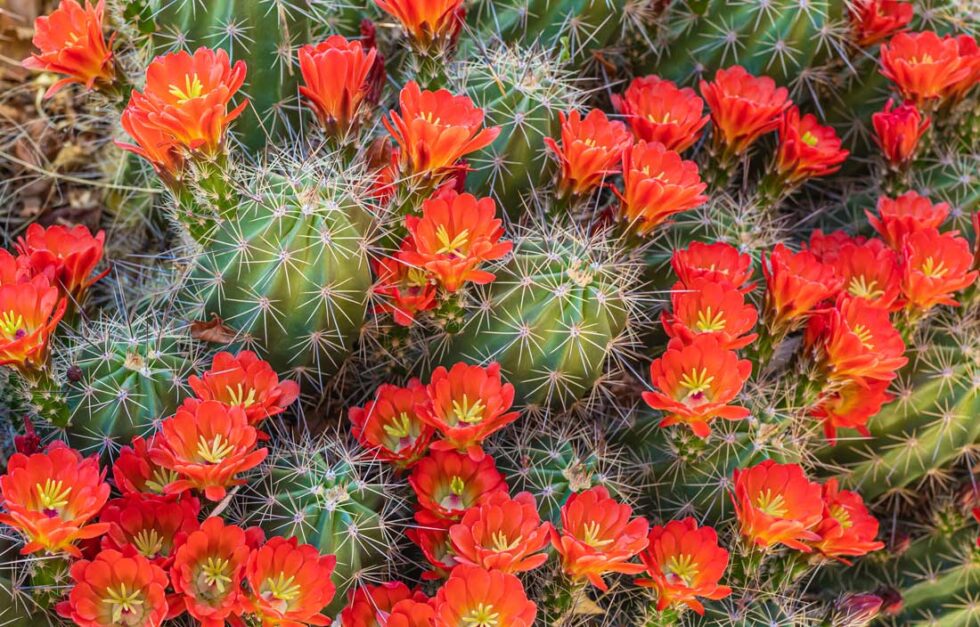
[
  {"left": 811, "top": 379, "right": 892, "bottom": 444},
  {"left": 635, "top": 518, "right": 732, "bottom": 615},
  {"left": 22, "top": 0, "right": 115, "bottom": 98},
  {"left": 384, "top": 81, "right": 499, "bottom": 180},
  {"left": 151, "top": 399, "right": 268, "bottom": 502},
  {"left": 544, "top": 109, "right": 632, "bottom": 196},
  {"left": 880, "top": 31, "right": 973, "bottom": 105},
  {"left": 171, "top": 517, "right": 262, "bottom": 627},
  {"left": 431, "top": 565, "right": 537, "bottom": 627},
  {"left": 804, "top": 296, "right": 907, "bottom": 384},
  {"left": 242, "top": 536, "right": 337, "bottom": 626},
  {"left": 617, "top": 140, "right": 708, "bottom": 236},
  {"left": 449, "top": 491, "right": 552, "bottom": 574},
  {"left": 611, "top": 75, "right": 709, "bottom": 152},
  {"left": 387, "top": 599, "right": 437, "bottom": 627},
  {"left": 56, "top": 549, "right": 170, "bottom": 627},
  {"left": 418, "top": 361, "right": 519, "bottom": 459},
  {"left": 118, "top": 107, "right": 186, "bottom": 178},
  {"left": 871, "top": 99, "right": 930, "bottom": 168},
  {"left": 399, "top": 190, "right": 512, "bottom": 293},
  {"left": 821, "top": 237, "right": 902, "bottom": 310},
  {"left": 848, "top": 0, "right": 913, "bottom": 47},
  {"left": 372, "top": 253, "right": 438, "bottom": 327},
  {"left": 124, "top": 47, "right": 246, "bottom": 156},
  {"left": 672, "top": 241, "right": 756, "bottom": 293},
  {"left": 349, "top": 379, "right": 435, "bottom": 468},
  {"left": 112, "top": 434, "right": 180, "bottom": 497},
  {"left": 699, "top": 66, "right": 790, "bottom": 156},
  {"left": 774, "top": 106, "right": 848, "bottom": 184},
  {"left": 0, "top": 442, "right": 109, "bottom": 556},
  {"left": 407, "top": 507, "right": 457, "bottom": 580},
  {"left": 732, "top": 460, "right": 823, "bottom": 552},
  {"left": 188, "top": 351, "right": 300, "bottom": 425},
  {"left": 763, "top": 243, "right": 842, "bottom": 332},
  {"left": 868, "top": 191, "right": 950, "bottom": 250},
  {"left": 298, "top": 35, "right": 379, "bottom": 136},
  {"left": 408, "top": 450, "right": 508, "bottom": 520},
  {"left": 643, "top": 336, "right": 752, "bottom": 438},
  {"left": 900, "top": 228, "right": 978, "bottom": 311},
  {"left": 15, "top": 223, "right": 107, "bottom": 301},
  {"left": 339, "top": 581, "right": 428, "bottom": 627},
  {"left": 375, "top": 0, "right": 464, "bottom": 50},
  {"left": 0, "top": 276, "right": 67, "bottom": 371},
  {"left": 661, "top": 278, "right": 759, "bottom": 350},
  {"left": 550, "top": 486, "right": 649, "bottom": 591},
  {"left": 811, "top": 479, "right": 885, "bottom": 561},
  {"left": 99, "top": 494, "right": 200, "bottom": 569}
]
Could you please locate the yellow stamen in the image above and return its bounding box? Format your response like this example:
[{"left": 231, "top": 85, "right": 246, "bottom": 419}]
[
  {"left": 263, "top": 573, "right": 301, "bottom": 603},
  {"left": 225, "top": 384, "right": 257, "bottom": 408},
  {"left": 582, "top": 138, "right": 597, "bottom": 148},
  {"left": 694, "top": 307, "right": 727, "bottom": 333},
  {"left": 830, "top": 504, "right": 852, "bottom": 529},
  {"left": 201, "top": 556, "right": 232, "bottom": 593},
  {"left": 0, "top": 312, "right": 25, "bottom": 339},
  {"left": 851, "top": 324, "right": 875, "bottom": 350},
  {"left": 664, "top": 553, "right": 700, "bottom": 587},
  {"left": 35, "top": 479, "right": 71, "bottom": 512},
  {"left": 646, "top": 112, "right": 672, "bottom": 124},
  {"left": 679, "top": 368, "right": 714, "bottom": 399},
  {"left": 196, "top": 434, "right": 235, "bottom": 464},
  {"left": 462, "top": 602, "right": 500, "bottom": 626},
  {"left": 169, "top": 74, "right": 205, "bottom": 103},
  {"left": 581, "top": 521, "right": 613, "bottom": 548},
  {"left": 490, "top": 531, "right": 521, "bottom": 552},
  {"left": 435, "top": 226, "right": 470, "bottom": 257},
  {"left": 451, "top": 394, "right": 486, "bottom": 425},
  {"left": 421, "top": 112, "right": 443, "bottom": 125},
  {"left": 133, "top": 529, "right": 164, "bottom": 558},
  {"left": 847, "top": 275, "right": 884, "bottom": 300},
  {"left": 800, "top": 131, "right": 819, "bottom": 147},
  {"left": 406, "top": 267, "right": 429, "bottom": 288},
  {"left": 383, "top": 412, "right": 414, "bottom": 440},
  {"left": 103, "top": 583, "right": 143, "bottom": 624},
  {"left": 146, "top": 467, "right": 179, "bottom": 494},
  {"left": 920, "top": 256, "right": 948, "bottom": 279},
  {"left": 450, "top": 476, "right": 466, "bottom": 496},
  {"left": 755, "top": 489, "right": 789, "bottom": 517}
]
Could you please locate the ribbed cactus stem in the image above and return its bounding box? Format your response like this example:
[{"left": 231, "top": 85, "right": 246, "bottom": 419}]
[
  {"left": 19, "top": 368, "right": 69, "bottom": 429},
  {"left": 26, "top": 554, "right": 70, "bottom": 611},
  {"left": 542, "top": 573, "right": 590, "bottom": 626},
  {"left": 641, "top": 605, "right": 683, "bottom": 627}
]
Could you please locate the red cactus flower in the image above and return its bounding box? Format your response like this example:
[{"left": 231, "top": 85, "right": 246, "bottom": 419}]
[
  {"left": 113, "top": 435, "right": 180, "bottom": 497},
  {"left": 449, "top": 491, "right": 551, "bottom": 573},
  {"left": 672, "top": 242, "right": 755, "bottom": 293},
  {"left": 871, "top": 99, "right": 930, "bottom": 168},
  {"left": 880, "top": 31, "right": 973, "bottom": 105},
  {"left": 611, "top": 75, "right": 709, "bottom": 151},
  {"left": 661, "top": 278, "right": 759, "bottom": 350},
  {"left": 0, "top": 277, "right": 67, "bottom": 371},
  {"left": 187, "top": 350, "right": 300, "bottom": 425},
  {"left": 732, "top": 460, "right": 824, "bottom": 552},
  {"left": 900, "top": 229, "right": 978, "bottom": 311},
  {"left": 544, "top": 108, "right": 632, "bottom": 196},
  {"left": 635, "top": 518, "right": 732, "bottom": 614},
  {"left": 384, "top": 81, "right": 499, "bottom": 180},
  {"left": 868, "top": 191, "right": 950, "bottom": 250},
  {"left": 418, "top": 361, "right": 519, "bottom": 459},
  {"left": 811, "top": 378, "right": 892, "bottom": 443},
  {"left": 99, "top": 494, "right": 199, "bottom": 569},
  {"left": 643, "top": 336, "right": 752, "bottom": 438},
  {"left": 804, "top": 296, "right": 907, "bottom": 384},
  {"left": 372, "top": 252, "right": 437, "bottom": 327},
  {"left": 826, "top": 238, "right": 902, "bottom": 310},
  {"left": 407, "top": 507, "right": 457, "bottom": 580},
  {"left": 763, "top": 243, "right": 842, "bottom": 332},
  {"left": 22, "top": 0, "right": 115, "bottom": 98},
  {"left": 774, "top": 106, "right": 848, "bottom": 184},
  {"left": 408, "top": 450, "right": 508, "bottom": 520},
  {"left": 387, "top": 599, "right": 437, "bottom": 627},
  {"left": 699, "top": 66, "right": 790, "bottom": 156},
  {"left": 807, "top": 230, "right": 869, "bottom": 264},
  {"left": 13, "top": 417, "right": 41, "bottom": 456},
  {"left": 171, "top": 517, "right": 262, "bottom": 627},
  {"left": 948, "top": 35, "right": 980, "bottom": 101},
  {"left": 617, "top": 140, "right": 708, "bottom": 236},
  {"left": 298, "top": 35, "right": 379, "bottom": 136},
  {"left": 56, "top": 549, "right": 169, "bottom": 627},
  {"left": 0, "top": 442, "right": 109, "bottom": 556},
  {"left": 0, "top": 249, "right": 32, "bottom": 284},
  {"left": 848, "top": 0, "right": 913, "bottom": 47},
  {"left": 16, "top": 222, "right": 106, "bottom": 302},
  {"left": 811, "top": 479, "right": 885, "bottom": 561},
  {"left": 151, "top": 399, "right": 268, "bottom": 502},
  {"left": 123, "top": 47, "right": 247, "bottom": 157},
  {"left": 349, "top": 379, "right": 435, "bottom": 468},
  {"left": 551, "top": 486, "right": 649, "bottom": 591},
  {"left": 339, "top": 581, "right": 428, "bottom": 627},
  {"left": 431, "top": 565, "right": 537, "bottom": 627},
  {"left": 374, "top": 0, "right": 464, "bottom": 50},
  {"left": 398, "top": 190, "right": 512, "bottom": 293},
  {"left": 118, "top": 108, "right": 186, "bottom": 177},
  {"left": 242, "top": 536, "right": 337, "bottom": 626}
]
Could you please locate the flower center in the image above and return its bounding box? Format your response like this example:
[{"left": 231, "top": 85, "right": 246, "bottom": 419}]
[
  {"left": 582, "top": 138, "right": 597, "bottom": 148},
  {"left": 490, "top": 531, "right": 522, "bottom": 552},
  {"left": 133, "top": 528, "right": 165, "bottom": 558},
  {"left": 450, "top": 394, "right": 486, "bottom": 425},
  {"left": 462, "top": 602, "right": 500, "bottom": 626},
  {"left": 679, "top": 368, "right": 714, "bottom": 403},
  {"left": 103, "top": 583, "right": 144, "bottom": 624},
  {"left": 201, "top": 556, "right": 232, "bottom": 593},
  {"left": 435, "top": 226, "right": 470, "bottom": 257},
  {"left": 801, "top": 131, "right": 819, "bottom": 147},
  {"left": 830, "top": 504, "right": 852, "bottom": 529},
  {"left": 169, "top": 73, "right": 205, "bottom": 103},
  {"left": 754, "top": 489, "right": 789, "bottom": 518},
  {"left": 145, "top": 466, "right": 179, "bottom": 494},
  {"left": 35, "top": 479, "right": 71, "bottom": 516},
  {"left": 406, "top": 267, "right": 429, "bottom": 288},
  {"left": 911, "top": 53, "right": 934, "bottom": 64},
  {"left": 851, "top": 324, "right": 875, "bottom": 350},
  {"left": 420, "top": 112, "right": 443, "bottom": 125},
  {"left": 196, "top": 434, "right": 235, "bottom": 463},
  {"left": 919, "top": 256, "right": 948, "bottom": 278},
  {"left": 646, "top": 112, "right": 672, "bottom": 124},
  {"left": 664, "top": 553, "right": 699, "bottom": 587},
  {"left": 450, "top": 475, "right": 466, "bottom": 496},
  {"left": 694, "top": 307, "right": 727, "bottom": 333},
  {"left": 263, "top": 573, "right": 301, "bottom": 604},
  {"left": 225, "top": 383, "right": 257, "bottom": 408},
  {"left": 0, "top": 311, "right": 26, "bottom": 340},
  {"left": 847, "top": 275, "right": 884, "bottom": 300},
  {"left": 383, "top": 412, "right": 416, "bottom": 449},
  {"left": 581, "top": 521, "right": 613, "bottom": 548}
]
